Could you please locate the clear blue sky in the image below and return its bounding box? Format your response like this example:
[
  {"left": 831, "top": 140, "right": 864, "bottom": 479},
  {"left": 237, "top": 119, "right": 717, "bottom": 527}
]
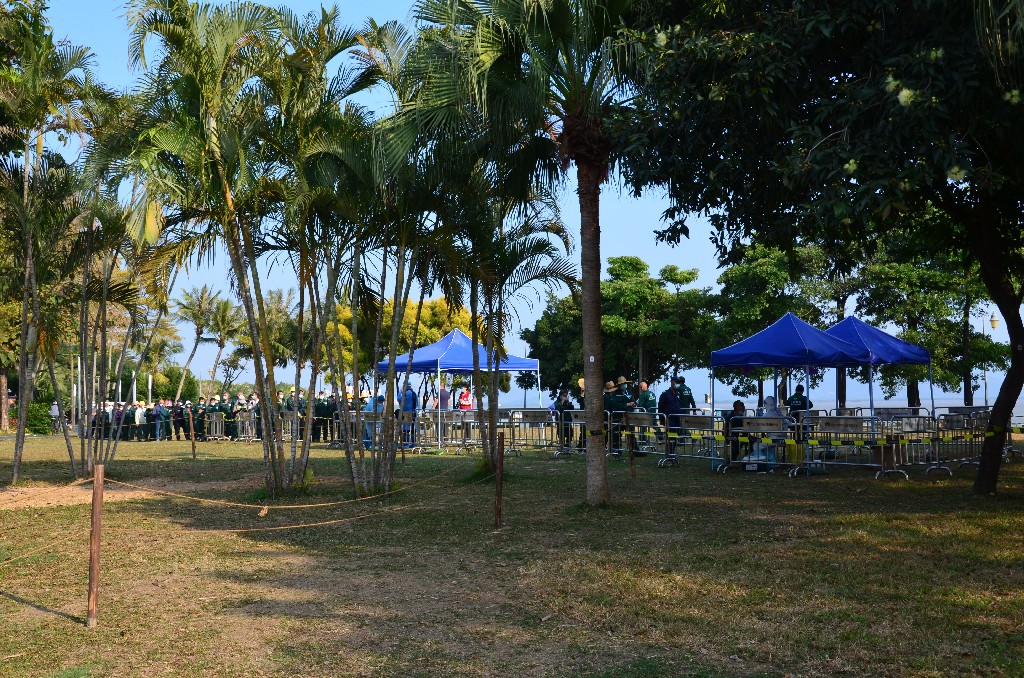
[{"left": 45, "top": 0, "right": 1015, "bottom": 411}]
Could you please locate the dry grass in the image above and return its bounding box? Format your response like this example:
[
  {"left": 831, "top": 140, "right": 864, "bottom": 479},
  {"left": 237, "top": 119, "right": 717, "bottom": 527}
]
[{"left": 1, "top": 437, "right": 1023, "bottom": 677}]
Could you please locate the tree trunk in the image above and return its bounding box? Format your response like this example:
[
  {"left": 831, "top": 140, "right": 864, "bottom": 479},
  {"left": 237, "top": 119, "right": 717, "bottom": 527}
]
[
  {"left": 470, "top": 283, "right": 489, "bottom": 470},
  {"left": 176, "top": 334, "right": 201, "bottom": 403},
  {"left": 0, "top": 370, "right": 8, "bottom": 432},
  {"left": 962, "top": 297, "right": 974, "bottom": 406},
  {"left": 13, "top": 135, "right": 34, "bottom": 484},
  {"left": 967, "top": 212, "right": 1024, "bottom": 494},
  {"left": 577, "top": 160, "right": 609, "bottom": 506}
]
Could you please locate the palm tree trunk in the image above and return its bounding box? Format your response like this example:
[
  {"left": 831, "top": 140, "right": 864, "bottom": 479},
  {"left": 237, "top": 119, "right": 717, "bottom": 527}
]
[
  {"left": 176, "top": 335, "right": 201, "bottom": 403},
  {"left": 289, "top": 267, "right": 306, "bottom": 489},
  {"left": 48, "top": 358, "right": 77, "bottom": 477},
  {"left": 470, "top": 283, "right": 489, "bottom": 470},
  {"left": 239, "top": 221, "right": 285, "bottom": 494},
  {"left": 577, "top": 160, "right": 609, "bottom": 506},
  {"left": 208, "top": 343, "right": 225, "bottom": 400},
  {"left": 13, "top": 134, "right": 33, "bottom": 484}
]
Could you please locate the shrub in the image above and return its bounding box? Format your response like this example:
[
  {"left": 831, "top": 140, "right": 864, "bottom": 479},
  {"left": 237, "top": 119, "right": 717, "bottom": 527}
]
[{"left": 27, "top": 402, "right": 51, "bottom": 434}]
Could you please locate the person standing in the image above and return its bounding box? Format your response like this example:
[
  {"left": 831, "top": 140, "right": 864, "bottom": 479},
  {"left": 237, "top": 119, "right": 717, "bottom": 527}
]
[
  {"left": 437, "top": 382, "right": 450, "bottom": 411},
  {"left": 150, "top": 400, "right": 163, "bottom": 442},
  {"left": 554, "top": 388, "right": 575, "bottom": 450},
  {"left": 658, "top": 378, "right": 684, "bottom": 457},
  {"left": 172, "top": 400, "right": 187, "bottom": 440},
  {"left": 677, "top": 376, "right": 697, "bottom": 411},
  {"left": 401, "top": 381, "right": 418, "bottom": 447},
  {"left": 193, "top": 397, "right": 206, "bottom": 441},
  {"left": 313, "top": 391, "right": 330, "bottom": 443},
  {"left": 636, "top": 381, "right": 656, "bottom": 413},
  {"left": 458, "top": 387, "right": 473, "bottom": 410}
]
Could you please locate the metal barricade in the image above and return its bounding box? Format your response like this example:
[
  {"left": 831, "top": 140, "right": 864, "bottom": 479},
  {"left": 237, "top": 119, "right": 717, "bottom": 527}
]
[
  {"left": 280, "top": 411, "right": 299, "bottom": 442},
  {"left": 205, "top": 411, "right": 226, "bottom": 440},
  {"left": 508, "top": 409, "right": 557, "bottom": 454},
  {"left": 803, "top": 416, "right": 880, "bottom": 469},
  {"left": 728, "top": 416, "right": 795, "bottom": 473},
  {"left": 444, "top": 410, "right": 483, "bottom": 452},
  {"left": 888, "top": 415, "right": 942, "bottom": 476},
  {"left": 936, "top": 412, "right": 982, "bottom": 468},
  {"left": 552, "top": 409, "right": 586, "bottom": 457},
  {"left": 661, "top": 414, "right": 726, "bottom": 470},
  {"left": 235, "top": 411, "right": 258, "bottom": 442},
  {"left": 619, "top": 411, "right": 665, "bottom": 460}
]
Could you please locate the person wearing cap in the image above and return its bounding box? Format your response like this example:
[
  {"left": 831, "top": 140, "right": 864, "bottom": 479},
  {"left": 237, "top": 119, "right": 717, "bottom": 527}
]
[
  {"left": 614, "top": 376, "right": 634, "bottom": 405},
  {"left": 603, "top": 380, "right": 632, "bottom": 452}
]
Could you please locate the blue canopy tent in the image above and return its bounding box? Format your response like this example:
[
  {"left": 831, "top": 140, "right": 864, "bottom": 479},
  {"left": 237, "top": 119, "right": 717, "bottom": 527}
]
[
  {"left": 376, "top": 328, "right": 541, "bottom": 406},
  {"left": 710, "top": 312, "right": 872, "bottom": 417},
  {"left": 825, "top": 316, "right": 933, "bottom": 415},
  {"left": 709, "top": 312, "right": 873, "bottom": 471}
]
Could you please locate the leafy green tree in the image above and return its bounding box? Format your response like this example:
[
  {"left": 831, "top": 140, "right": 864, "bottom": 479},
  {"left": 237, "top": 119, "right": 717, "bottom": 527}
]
[
  {"left": 522, "top": 259, "right": 713, "bottom": 397},
  {"left": 618, "top": 1, "right": 1024, "bottom": 493},
  {"left": 127, "top": 0, "right": 291, "bottom": 495}
]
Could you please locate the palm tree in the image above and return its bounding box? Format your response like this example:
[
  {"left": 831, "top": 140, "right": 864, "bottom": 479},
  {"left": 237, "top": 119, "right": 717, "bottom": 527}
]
[
  {"left": 0, "top": 2, "right": 93, "bottom": 483},
  {"left": 206, "top": 298, "right": 246, "bottom": 400},
  {"left": 413, "top": 0, "right": 631, "bottom": 504},
  {"left": 172, "top": 285, "right": 219, "bottom": 401},
  {"left": 127, "top": 0, "right": 291, "bottom": 494}
]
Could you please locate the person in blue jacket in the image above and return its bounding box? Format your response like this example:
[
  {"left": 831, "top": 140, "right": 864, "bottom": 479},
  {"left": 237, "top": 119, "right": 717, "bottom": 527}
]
[{"left": 401, "top": 382, "right": 418, "bottom": 447}]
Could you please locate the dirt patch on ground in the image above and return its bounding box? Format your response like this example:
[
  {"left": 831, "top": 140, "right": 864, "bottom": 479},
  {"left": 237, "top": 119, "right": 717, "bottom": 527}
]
[{"left": 0, "top": 475, "right": 265, "bottom": 511}]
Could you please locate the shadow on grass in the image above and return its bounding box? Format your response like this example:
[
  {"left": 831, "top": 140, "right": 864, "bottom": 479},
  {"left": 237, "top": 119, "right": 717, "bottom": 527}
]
[{"left": 0, "top": 589, "right": 84, "bottom": 625}]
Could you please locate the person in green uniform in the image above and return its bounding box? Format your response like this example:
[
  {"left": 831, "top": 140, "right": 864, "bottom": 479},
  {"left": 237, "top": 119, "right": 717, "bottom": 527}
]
[
  {"left": 636, "top": 381, "right": 656, "bottom": 413},
  {"left": 193, "top": 397, "right": 206, "bottom": 441},
  {"left": 604, "top": 379, "right": 633, "bottom": 451},
  {"left": 635, "top": 381, "right": 657, "bottom": 447},
  {"left": 677, "top": 376, "right": 697, "bottom": 411},
  {"left": 221, "top": 391, "right": 236, "bottom": 440},
  {"left": 313, "top": 391, "right": 331, "bottom": 442},
  {"left": 786, "top": 384, "right": 812, "bottom": 412}
]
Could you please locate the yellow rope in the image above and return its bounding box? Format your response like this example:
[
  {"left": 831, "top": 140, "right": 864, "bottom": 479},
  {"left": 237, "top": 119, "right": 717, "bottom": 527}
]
[{"left": 103, "top": 466, "right": 456, "bottom": 511}]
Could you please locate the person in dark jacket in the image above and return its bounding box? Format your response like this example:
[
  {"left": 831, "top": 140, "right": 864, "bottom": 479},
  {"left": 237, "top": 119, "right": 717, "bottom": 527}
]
[{"left": 658, "top": 378, "right": 684, "bottom": 456}]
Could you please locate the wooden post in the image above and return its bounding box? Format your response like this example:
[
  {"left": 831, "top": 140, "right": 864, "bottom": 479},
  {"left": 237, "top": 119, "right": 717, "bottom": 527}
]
[
  {"left": 188, "top": 409, "right": 196, "bottom": 459},
  {"left": 86, "top": 463, "right": 104, "bottom": 628},
  {"left": 495, "top": 432, "right": 505, "bottom": 528}
]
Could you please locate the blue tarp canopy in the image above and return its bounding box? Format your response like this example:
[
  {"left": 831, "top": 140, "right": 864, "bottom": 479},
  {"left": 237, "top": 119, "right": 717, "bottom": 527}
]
[
  {"left": 376, "top": 328, "right": 540, "bottom": 375},
  {"left": 825, "top": 317, "right": 930, "bottom": 365},
  {"left": 711, "top": 312, "right": 873, "bottom": 368}
]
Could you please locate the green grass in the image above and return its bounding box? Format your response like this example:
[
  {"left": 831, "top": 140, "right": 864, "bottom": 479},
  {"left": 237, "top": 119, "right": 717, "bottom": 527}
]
[{"left": 2, "top": 437, "right": 1024, "bottom": 676}]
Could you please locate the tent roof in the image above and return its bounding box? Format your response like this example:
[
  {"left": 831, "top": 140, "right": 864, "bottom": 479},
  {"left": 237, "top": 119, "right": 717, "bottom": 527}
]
[
  {"left": 825, "top": 317, "right": 930, "bottom": 365},
  {"left": 711, "top": 312, "right": 873, "bottom": 368},
  {"left": 376, "top": 328, "right": 539, "bottom": 375}
]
